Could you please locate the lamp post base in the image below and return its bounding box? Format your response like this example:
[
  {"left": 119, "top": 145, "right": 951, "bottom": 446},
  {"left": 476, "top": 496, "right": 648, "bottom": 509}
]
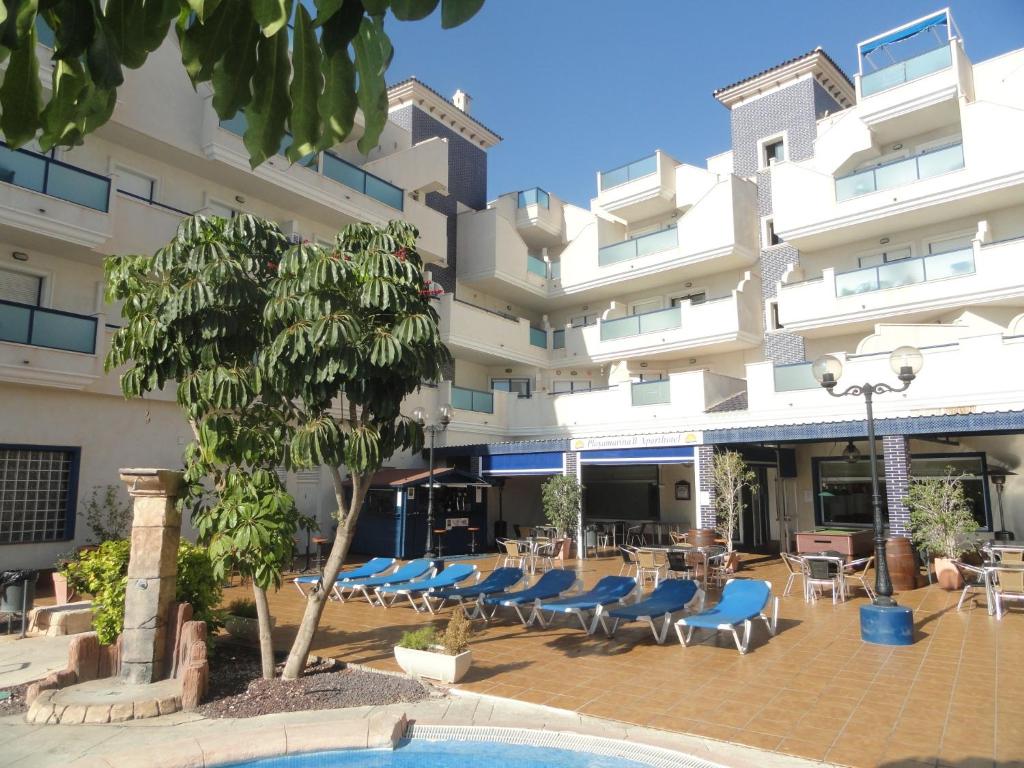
[
  {"left": 994, "top": 530, "right": 1015, "bottom": 542},
  {"left": 860, "top": 604, "right": 914, "bottom": 646}
]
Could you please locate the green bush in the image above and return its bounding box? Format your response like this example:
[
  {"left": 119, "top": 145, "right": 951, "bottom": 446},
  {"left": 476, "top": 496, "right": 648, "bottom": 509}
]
[
  {"left": 65, "top": 539, "right": 223, "bottom": 645},
  {"left": 398, "top": 626, "right": 437, "bottom": 651},
  {"left": 226, "top": 599, "right": 259, "bottom": 619}
]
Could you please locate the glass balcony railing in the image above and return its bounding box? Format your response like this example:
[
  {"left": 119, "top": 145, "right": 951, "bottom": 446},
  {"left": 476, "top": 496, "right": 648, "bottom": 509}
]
[
  {"left": 835, "top": 143, "right": 963, "bottom": 201},
  {"left": 552, "top": 329, "right": 565, "bottom": 349},
  {"left": 835, "top": 247, "right": 975, "bottom": 297},
  {"left": 774, "top": 362, "right": 819, "bottom": 392},
  {"left": 529, "top": 327, "right": 547, "bottom": 349},
  {"left": 598, "top": 227, "right": 678, "bottom": 267},
  {"left": 219, "top": 116, "right": 403, "bottom": 210},
  {"left": 549, "top": 261, "right": 561, "bottom": 280},
  {"left": 517, "top": 188, "right": 550, "bottom": 209},
  {"left": 599, "top": 154, "right": 657, "bottom": 191},
  {"left": 631, "top": 379, "right": 670, "bottom": 406},
  {"left": 0, "top": 300, "right": 97, "bottom": 354},
  {"left": 527, "top": 254, "right": 547, "bottom": 278},
  {"left": 0, "top": 143, "right": 110, "bottom": 212},
  {"left": 861, "top": 45, "right": 952, "bottom": 97},
  {"left": 600, "top": 306, "right": 680, "bottom": 342},
  {"left": 451, "top": 385, "right": 494, "bottom": 414}
]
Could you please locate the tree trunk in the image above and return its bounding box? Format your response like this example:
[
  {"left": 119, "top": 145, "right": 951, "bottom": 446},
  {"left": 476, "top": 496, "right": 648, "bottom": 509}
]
[
  {"left": 281, "top": 469, "right": 369, "bottom": 680},
  {"left": 252, "top": 583, "right": 275, "bottom": 680}
]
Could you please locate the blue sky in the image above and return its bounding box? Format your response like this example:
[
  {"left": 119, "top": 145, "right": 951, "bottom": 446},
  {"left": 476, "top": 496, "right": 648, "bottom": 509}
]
[{"left": 385, "top": 0, "right": 1024, "bottom": 207}]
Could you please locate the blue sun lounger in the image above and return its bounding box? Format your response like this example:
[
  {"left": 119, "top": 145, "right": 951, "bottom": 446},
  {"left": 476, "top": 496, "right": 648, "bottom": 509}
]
[
  {"left": 675, "top": 579, "right": 778, "bottom": 654},
  {"left": 334, "top": 559, "right": 436, "bottom": 604},
  {"left": 528, "top": 575, "right": 637, "bottom": 631},
  {"left": 431, "top": 567, "right": 526, "bottom": 615},
  {"left": 376, "top": 563, "right": 480, "bottom": 612},
  {"left": 292, "top": 557, "right": 396, "bottom": 598},
  {"left": 480, "top": 568, "right": 579, "bottom": 624},
  {"left": 593, "top": 578, "right": 704, "bottom": 643}
]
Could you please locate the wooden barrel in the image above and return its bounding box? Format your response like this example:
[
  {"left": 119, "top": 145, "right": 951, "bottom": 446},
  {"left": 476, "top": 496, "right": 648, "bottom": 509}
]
[
  {"left": 885, "top": 536, "right": 920, "bottom": 592},
  {"left": 688, "top": 528, "right": 717, "bottom": 548}
]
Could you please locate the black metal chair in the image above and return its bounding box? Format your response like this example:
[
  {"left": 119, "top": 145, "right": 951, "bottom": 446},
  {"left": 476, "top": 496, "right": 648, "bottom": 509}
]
[{"left": 666, "top": 550, "right": 693, "bottom": 580}]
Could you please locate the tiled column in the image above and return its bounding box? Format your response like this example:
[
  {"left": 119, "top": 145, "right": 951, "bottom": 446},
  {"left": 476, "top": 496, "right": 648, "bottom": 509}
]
[
  {"left": 696, "top": 445, "right": 717, "bottom": 529},
  {"left": 119, "top": 468, "right": 185, "bottom": 685},
  {"left": 883, "top": 435, "right": 912, "bottom": 537},
  {"left": 564, "top": 452, "right": 583, "bottom": 558}
]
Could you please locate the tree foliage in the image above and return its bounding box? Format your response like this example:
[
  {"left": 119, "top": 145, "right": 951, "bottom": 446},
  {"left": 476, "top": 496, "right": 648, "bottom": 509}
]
[
  {"left": 540, "top": 474, "right": 582, "bottom": 538},
  {"left": 0, "top": 0, "right": 485, "bottom": 165},
  {"left": 907, "top": 469, "right": 979, "bottom": 559},
  {"left": 711, "top": 450, "right": 757, "bottom": 553}
]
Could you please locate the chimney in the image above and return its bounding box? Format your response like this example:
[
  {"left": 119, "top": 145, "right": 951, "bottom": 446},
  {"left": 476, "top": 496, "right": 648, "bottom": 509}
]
[{"left": 452, "top": 89, "right": 472, "bottom": 115}]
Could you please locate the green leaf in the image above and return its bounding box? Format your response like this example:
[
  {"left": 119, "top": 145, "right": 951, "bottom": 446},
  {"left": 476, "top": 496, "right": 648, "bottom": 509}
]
[
  {"left": 351, "top": 15, "right": 390, "bottom": 154},
  {"left": 318, "top": 0, "right": 362, "bottom": 55},
  {"left": 39, "top": 58, "right": 86, "bottom": 149},
  {"left": 285, "top": 4, "right": 321, "bottom": 163},
  {"left": 210, "top": 7, "right": 259, "bottom": 118},
  {"left": 316, "top": 47, "right": 355, "bottom": 149},
  {"left": 0, "top": 16, "right": 41, "bottom": 146},
  {"left": 1, "top": 0, "right": 36, "bottom": 50},
  {"left": 42, "top": 0, "right": 94, "bottom": 61},
  {"left": 361, "top": 0, "right": 387, "bottom": 14},
  {"left": 180, "top": 0, "right": 239, "bottom": 84},
  {"left": 242, "top": 27, "right": 290, "bottom": 167},
  {"left": 139, "top": 0, "right": 178, "bottom": 53},
  {"left": 86, "top": 4, "right": 125, "bottom": 88},
  {"left": 440, "top": 0, "right": 481, "bottom": 29},
  {"left": 310, "top": 0, "right": 343, "bottom": 26},
  {"left": 104, "top": 0, "right": 148, "bottom": 68},
  {"left": 186, "top": 0, "right": 222, "bottom": 22},
  {"left": 390, "top": 0, "right": 437, "bottom": 21},
  {"left": 251, "top": 0, "right": 292, "bottom": 37}
]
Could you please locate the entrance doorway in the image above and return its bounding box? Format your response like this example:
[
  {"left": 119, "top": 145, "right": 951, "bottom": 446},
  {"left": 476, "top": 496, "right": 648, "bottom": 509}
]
[{"left": 740, "top": 465, "right": 777, "bottom": 552}]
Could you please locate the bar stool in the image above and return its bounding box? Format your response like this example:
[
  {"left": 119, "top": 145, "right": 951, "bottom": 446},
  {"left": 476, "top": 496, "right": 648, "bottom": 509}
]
[
  {"left": 312, "top": 536, "right": 328, "bottom": 570},
  {"left": 433, "top": 529, "right": 447, "bottom": 558},
  {"left": 467, "top": 527, "right": 480, "bottom": 554}
]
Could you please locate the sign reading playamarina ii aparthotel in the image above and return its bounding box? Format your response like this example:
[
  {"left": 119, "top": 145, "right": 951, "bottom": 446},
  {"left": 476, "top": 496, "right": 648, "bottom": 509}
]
[{"left": 570, "top": 432, "right": 703, "bottom": 451}]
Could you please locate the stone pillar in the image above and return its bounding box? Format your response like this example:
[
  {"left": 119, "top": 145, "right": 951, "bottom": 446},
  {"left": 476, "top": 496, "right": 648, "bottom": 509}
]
[
  {"left": 696, "top": 445, "right": 717, "bottom": 529},
  {"left": 119, "top": 468, "right": 185, "bottom": 685},
  {"left": 882, "top": 436, "right": 912, "bottom": 537},
  {"left": 564, "top": 452, "right": 583, "bottom": 558}
]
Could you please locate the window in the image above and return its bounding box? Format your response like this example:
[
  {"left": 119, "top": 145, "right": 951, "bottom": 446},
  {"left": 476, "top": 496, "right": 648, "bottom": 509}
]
[
  {"left": 0, "top": 447, "right": 78, "bottom": 543},
  {"left": 633, "top": 372, "right": 666, "bottom": 382},
  {"left": 928, "top": 234, "right": 973, "bottom": 255},
  {"left": 491, "top": 378, "right": 531, "bottom": 398},
  {"left": 858, "top": 247, "right": 911, "bottom": 268},
  {"left": 630, "top": 298, "right": 661, "bottom": 315},
  {"left": 671, "top": 292, "right": 706, "bottom": 307},
  {"left": 116, "top": 167, "right": 155, "bottom": 202},
  {"left": 0, "top": 267, "right": 42, "bottom": 305},
  {"left": 551, "top": 380, "right": 592, "bottom": 394},
  {"left": 552, "top": 329, "right": 565, "bottom": 349},
  {"left": 207, "top": 200, "right": 238, "bottom": 219},
  {"left": 763, "top": 138, "right": 786, "bottom": 166},
  {"left": 769, "top": 301, "right": 783, "bottom": 330},
  {"left": 764, "top": 218, "right": 782, "bottom": 247},
  {"left": 570, "top": 314, "right": 597, "bottom": 328}
]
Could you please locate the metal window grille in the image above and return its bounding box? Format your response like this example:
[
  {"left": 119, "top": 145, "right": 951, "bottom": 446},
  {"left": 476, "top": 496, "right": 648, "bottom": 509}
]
[{"left": 0, "top": 448, "right": 73, "bottom": 543}]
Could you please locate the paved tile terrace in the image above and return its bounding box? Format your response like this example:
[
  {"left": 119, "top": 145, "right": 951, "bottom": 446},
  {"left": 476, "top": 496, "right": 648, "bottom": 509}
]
[{"left": 261, "top": 552, "right": 1024, "bottom": 768}]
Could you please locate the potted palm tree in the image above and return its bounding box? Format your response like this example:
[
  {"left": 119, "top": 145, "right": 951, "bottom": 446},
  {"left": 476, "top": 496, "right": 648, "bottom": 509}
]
[
  {"left": 223, "top": 598, "right": 275, "bottom": 644},
  {"left": 712, "top": 450, "right": 757, "bottom": 573},
  {"left": 541, "top": 474, "right": 582, "bottom": 559},
  {"left": 394, "top": 609, "right": 473, "bottom": 683},
  {"left": 907, "top": 469, "right": 979, "bottom": 590}
]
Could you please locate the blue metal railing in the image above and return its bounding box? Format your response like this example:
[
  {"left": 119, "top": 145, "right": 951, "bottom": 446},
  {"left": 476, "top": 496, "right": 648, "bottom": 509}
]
[
  {"left": 600, "top": 306, "right": 681, "bottom": 342},
  {"left": 835, "top": 142, "right": 963, "bottom": 201},
  {"left": 631, "top": 380, "right": 670, "bottom": 406},
  {"left": 451, "top": 385, "right": 494, "bottom": 414},
  {"left": 773, "top": 362, "right": 818, "bottom": 392},
  {"left": 219, "top": 116, "right": 403, "bottom": 210},
  {"left": 861, "top": 44, "right": 952, "bottom": 97},
  {"left": 0, "top": 143, "right": 110, "bottom": 212},
  {"left": 598, "top": 227, "right": 678, "bottom": 266},
  {"left": 517, "top": 188, "right": 550, "bottom": 208},
  {"left": 599, "top": 154, "right": 657, "bottom": 191},
  {"left": 834, "top": 246, "right": 975, "bottom": 297},
  {"left": 0, "top": 299, "right": 97, "bottom": 354}
]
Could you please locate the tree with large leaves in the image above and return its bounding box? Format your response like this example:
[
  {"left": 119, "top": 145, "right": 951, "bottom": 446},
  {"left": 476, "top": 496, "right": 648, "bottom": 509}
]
[
  {"left": 261, "top": 219, "right": 449, "bottom": 679},
  {"left": 0, "top": 0, "right": 485, "bottom": 166},
  {"left": 105, "top": 214, "right": 314, "bottom": 679}
]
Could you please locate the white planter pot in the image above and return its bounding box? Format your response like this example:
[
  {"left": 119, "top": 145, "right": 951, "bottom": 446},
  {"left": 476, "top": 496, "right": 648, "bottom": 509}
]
[
  {"left": 394, "top": 645, "right": 472, "bottom": 683},
  {"left": 224, "top": 614, "right": 275, "bottom": 644}
]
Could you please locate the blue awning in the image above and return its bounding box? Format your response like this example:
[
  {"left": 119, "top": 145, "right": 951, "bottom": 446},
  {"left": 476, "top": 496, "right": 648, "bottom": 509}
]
[
  {"left": 860, "top": 12, "right": 947, "bottom": 55},
  {"left": 482, "top": 451, "right": 564, "bottom": 476},
  {"left": 580, "top": 445, "right": 695, "bottom": 465}
]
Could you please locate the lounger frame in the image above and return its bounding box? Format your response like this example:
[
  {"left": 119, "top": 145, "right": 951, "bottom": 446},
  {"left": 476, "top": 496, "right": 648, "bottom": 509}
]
[
  {"left": 376, "top": 568, "right": 481, "bottom": 613},
  {"left": 480, "top": 578, "right": 582, "bottom": 624},
  {"left": 336, "top": 565, "right": 437, "bottom": 604},
  {"left": 527, "top": 582, "right": 638, "bottom": 631},
  {"left": 592, "top": 586, "right": 705, "bottom": 644},
  {"left": 674, "top": 578, "right": 779, "bottom": 654}
]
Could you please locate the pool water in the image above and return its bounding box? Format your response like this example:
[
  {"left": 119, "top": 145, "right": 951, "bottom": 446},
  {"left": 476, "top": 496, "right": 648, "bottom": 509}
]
[{"left": 228, "top": 740, "right": 652, "bottom": 767}]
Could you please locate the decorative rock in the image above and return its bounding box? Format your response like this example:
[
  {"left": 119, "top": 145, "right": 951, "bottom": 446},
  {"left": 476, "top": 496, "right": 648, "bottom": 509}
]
[
  {"left": 48, "top": 706, "right": 66, "bottom": 724},
  {"left": 26, "top": 681, "right": 54, "bottom": 708},
  {"left": 133, "top": 698, "right": 159, "bottom": 719},
  {"left": 109, "top": 702, "right": 135, "bottom": 722},
  {"left": 168, "top": 603, "right": 192, "bottom": 679},
  {"left": 84, "top": 705, "right": 111, "bottom": 724},
  {"left": 156, "top": 695, "right": 180, "bottom": 715},
  {"left": 69, "top": 633, "right": 101, "bottom": 683},
  {"left": 60, "top": 703, "right": 88, "bottom": 724},
  {"left": 26, "top": 700, "right": 53, "bottom": 724}
]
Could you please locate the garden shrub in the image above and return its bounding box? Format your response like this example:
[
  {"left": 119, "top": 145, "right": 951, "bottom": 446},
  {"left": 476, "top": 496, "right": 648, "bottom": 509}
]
[{"left": 65, "top": 539, "right": 223, "bottom": 644}]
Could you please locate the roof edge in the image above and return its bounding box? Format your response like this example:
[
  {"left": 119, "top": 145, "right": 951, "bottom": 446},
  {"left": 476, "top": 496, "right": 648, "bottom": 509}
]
[{"left": 388, "top": 77, "right": 502, "bottom": 149}]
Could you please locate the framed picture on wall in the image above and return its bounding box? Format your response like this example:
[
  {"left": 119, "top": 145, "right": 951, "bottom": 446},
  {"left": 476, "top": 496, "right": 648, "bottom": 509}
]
[
  {"left": 407, "top": 487, "right": 416, "bottom": 500},
  {"left": 675, "top": 480, "right": 691, "bottom": 501}
]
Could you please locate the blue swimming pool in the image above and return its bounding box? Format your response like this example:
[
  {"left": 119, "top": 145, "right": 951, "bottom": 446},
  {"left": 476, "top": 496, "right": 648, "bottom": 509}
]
[{"left": 228, "top": 740, "right": 652, "bottom": 768}]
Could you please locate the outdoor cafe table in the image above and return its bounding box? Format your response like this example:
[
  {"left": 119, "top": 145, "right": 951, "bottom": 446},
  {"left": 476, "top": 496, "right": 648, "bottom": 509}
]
[{"left": 980, "top": 560, "right": 1024, "bottom": 616}]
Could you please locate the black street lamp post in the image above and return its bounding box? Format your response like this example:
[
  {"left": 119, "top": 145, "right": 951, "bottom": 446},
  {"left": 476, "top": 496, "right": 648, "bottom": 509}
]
[
  {"left": 413, "top": 404, "right": 452, "bottom": 559},
  {"left": 812, "top": 345, "right": 924, "bottom": 607}
]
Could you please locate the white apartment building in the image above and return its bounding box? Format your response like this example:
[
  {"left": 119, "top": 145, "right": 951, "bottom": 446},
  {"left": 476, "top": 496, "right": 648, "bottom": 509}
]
[{"left": 3, "top": 10, "right": 1024, "bottom": 569}]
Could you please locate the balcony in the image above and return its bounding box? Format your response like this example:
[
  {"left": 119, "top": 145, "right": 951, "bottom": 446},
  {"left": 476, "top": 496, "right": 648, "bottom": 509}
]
[
  {"left": 631, "top": 379, "right": 670, "bottom": 406},
  {"left": 0, "top": 300, "right": 104, "bottom": 389},
  {"left": 105, "top": 193, "right": 189, "bottom": 255},
  {"left": 598, "top": 228, "right": 677, "bottom": 267},
  {"left": 0, "top": 144, "right": 112, "bottom": 247},
  {"left": 436, "top": 295, "right": 549, "bottom": 367},
  {"left": 555, "top": 272, "right": 763, "bottom": 363},
  {"left": 513, "top": 187, "right": 565, "bottom": 248},
  {"left": 773, "top": 362, "right": 818, "bottom": 392},
  {"left": 777, "top": 239, "right": 1024, "bottom": 337},
  {"left": 861, "top": 45, "right": 952, "bottom": 98},
  {"left": 451, "top": 385, "right": 494, "bottom": 414},
  {"left": 594, "top": 150, "right": 678, "bottom": 222},
  {"left": 456, "top": 208, "right": 550, "bottom": 309},
  {"left": 835, "top": 143, "right": 963, "bottom": 201}
]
